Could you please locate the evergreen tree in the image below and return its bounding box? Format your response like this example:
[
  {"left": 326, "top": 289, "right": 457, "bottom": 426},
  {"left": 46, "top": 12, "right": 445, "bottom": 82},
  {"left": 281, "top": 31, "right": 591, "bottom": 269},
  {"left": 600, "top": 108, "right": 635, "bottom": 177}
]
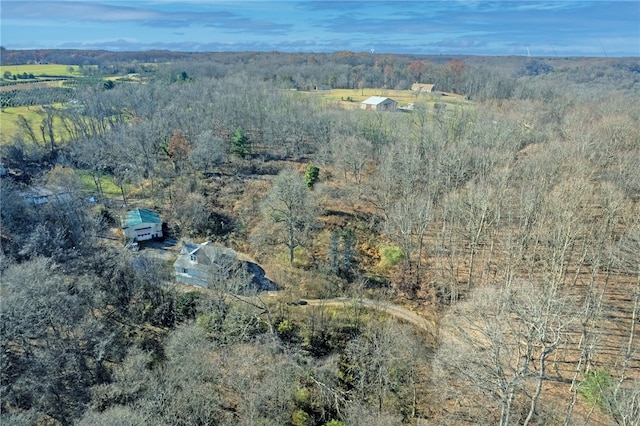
[
  {"left": 304, "top": 164, "right": 320, "bottom": 189},
  {"left": 231, "top": 128, "right": 251, "bottom": 158}
]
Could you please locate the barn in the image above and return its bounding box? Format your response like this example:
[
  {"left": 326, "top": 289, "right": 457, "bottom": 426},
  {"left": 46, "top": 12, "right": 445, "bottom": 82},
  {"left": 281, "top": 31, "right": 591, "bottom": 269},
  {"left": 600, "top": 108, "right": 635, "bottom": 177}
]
[{"left": 361, "top": 96, "right": 398, "bottom": 111}]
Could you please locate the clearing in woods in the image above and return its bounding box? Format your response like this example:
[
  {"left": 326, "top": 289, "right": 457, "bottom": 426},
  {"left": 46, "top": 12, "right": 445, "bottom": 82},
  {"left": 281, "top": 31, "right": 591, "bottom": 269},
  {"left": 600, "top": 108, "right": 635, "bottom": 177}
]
[{"left": 308, "top": 87, "right": 470, "bottom": 108}]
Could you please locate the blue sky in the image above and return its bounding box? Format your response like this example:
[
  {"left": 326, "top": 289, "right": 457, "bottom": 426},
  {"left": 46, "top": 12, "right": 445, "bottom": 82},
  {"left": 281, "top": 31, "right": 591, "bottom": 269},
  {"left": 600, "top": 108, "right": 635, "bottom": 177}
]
[{"left": 1, "top": 1, "right": 639, "bottom": 56}]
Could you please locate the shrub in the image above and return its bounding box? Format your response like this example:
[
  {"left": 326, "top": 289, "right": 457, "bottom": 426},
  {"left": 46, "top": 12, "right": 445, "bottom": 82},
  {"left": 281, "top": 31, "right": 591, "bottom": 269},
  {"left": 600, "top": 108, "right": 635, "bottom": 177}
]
[
  {"left": 196, "top": 312, "right": 224, "bottom": 334},
  {"left": 292, "top": 409, "right": 312, "bottom": 426},
  {"left": 378, "top": 245, "right": 404, "bottom": 270},
  {"left": 175, "top": 292, "right": 200, "bottom": 322},
  {"left": 579, "top": 369, "right": 614, "bottom": 410}
]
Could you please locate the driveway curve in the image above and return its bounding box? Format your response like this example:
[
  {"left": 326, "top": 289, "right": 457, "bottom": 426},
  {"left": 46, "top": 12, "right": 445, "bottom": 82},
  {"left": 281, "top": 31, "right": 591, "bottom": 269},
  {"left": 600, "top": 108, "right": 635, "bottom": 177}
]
[{"left": 302, "top": 297, "right": 435, "bottom": 333}]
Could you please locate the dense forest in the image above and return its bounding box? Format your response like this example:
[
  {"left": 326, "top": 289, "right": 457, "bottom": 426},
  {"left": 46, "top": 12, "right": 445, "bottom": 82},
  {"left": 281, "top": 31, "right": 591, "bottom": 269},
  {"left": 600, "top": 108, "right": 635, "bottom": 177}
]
[{"left": 1, "top": 49, "right": 639, "bottom": 425}]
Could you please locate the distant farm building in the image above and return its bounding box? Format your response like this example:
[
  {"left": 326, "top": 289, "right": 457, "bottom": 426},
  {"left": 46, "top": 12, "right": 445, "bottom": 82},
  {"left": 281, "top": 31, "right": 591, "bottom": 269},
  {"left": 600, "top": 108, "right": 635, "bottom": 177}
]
[
  {"left": 315, "top": 85, "right": 331, "bottom": 91},
  {"left": 411, "top": 83, "right": 436, "bottom": 93},
  {"left": 361, "top": 96, "right": 398, "bottom": 111},
  {"left": 121, "top": 208, "right": 163, "bottom": 242}
]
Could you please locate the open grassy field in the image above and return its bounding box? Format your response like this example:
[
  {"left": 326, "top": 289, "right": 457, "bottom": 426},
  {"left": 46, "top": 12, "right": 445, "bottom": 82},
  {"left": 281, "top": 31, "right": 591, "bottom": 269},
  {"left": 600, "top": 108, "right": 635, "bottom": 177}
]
[
  {"left": 308, "top": 87, "right": 471, "bottom": 109},
  {"left": 0, "top": 104, "right": 71, "bottom": 145},
  {"left": 0, "top": 64, "right": 92, "bottom": 78}
]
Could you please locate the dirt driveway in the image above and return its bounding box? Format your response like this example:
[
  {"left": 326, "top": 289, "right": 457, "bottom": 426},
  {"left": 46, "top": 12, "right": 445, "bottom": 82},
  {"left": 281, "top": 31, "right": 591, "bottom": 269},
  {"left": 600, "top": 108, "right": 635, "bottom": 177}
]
[
  {"left": 302, "top": 297, "right": 437, "bottom": 343},
  {"left": 135, "top": 238, "right": 179, "bottom": 262}
]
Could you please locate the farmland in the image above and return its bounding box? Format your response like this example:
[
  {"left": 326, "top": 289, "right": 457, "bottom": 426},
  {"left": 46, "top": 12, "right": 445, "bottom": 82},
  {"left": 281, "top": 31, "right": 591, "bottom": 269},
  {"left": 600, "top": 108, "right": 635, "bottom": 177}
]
[
  {"left": 0, "top": 63, "right": 113, "bottom": 144},
  {"left": 309, "top": 86, "right": 469, "bottom": 108},
  {"left": 0, "top": 63, "right": 92, "bottom": 79}
]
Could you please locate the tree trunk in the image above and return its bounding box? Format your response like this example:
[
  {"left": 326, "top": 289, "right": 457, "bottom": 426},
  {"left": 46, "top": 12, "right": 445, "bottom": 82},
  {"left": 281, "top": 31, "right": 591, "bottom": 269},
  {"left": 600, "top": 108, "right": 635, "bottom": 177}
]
[{"left": 524, "top": 346, "right": 554, "bottom": 426}]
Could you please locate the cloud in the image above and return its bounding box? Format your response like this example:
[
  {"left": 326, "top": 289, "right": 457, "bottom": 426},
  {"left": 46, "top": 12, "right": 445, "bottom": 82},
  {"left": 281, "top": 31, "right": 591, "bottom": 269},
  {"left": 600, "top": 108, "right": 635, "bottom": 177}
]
[
  {"left": 203, "top": 18, "right": 291, "bottom": 35},
  {"left": 296, "top": 0, "right": 374, "bottom": 12},
  {"left": 2, "top": 1, "right": 164, "bottom": 22},
  {"left": 3, "top": 1, "right": 292, "bottom": 34},
  {"left": 426, "top": 37, "right": 489, "bottom": 49},
  {"left": 51, "top": 37, "right": 308, "bottom": 53},
  {"left": 2, "top": 0, "right": 638, "bottom": 56}
]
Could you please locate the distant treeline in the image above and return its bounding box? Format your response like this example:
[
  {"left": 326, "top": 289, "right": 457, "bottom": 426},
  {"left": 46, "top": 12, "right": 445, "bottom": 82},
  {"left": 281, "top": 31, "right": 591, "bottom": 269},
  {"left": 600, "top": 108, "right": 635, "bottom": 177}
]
[
  {"left": 2, "top": 48, "right": 638, "bottom": 99},
  {"left": 0, "top": 47, "right": 196, "bottom": 66}
]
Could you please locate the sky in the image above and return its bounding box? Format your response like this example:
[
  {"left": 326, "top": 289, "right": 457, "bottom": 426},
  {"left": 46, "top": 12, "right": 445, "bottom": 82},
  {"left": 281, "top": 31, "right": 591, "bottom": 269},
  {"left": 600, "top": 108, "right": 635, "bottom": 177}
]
[{"left": 1, "top": 1, "right": 639, "bottom": 57}]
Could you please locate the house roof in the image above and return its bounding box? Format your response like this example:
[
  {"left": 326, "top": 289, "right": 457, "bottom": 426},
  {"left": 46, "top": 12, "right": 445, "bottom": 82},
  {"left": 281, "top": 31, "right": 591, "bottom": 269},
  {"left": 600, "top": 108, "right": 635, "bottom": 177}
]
[
  {"left": 123, "top": 208, "right": 162, "bottom": 227},
  {"left": 173, "top": 241, "right": 237, "bottom": 270},
  {"left": 411, "top": 83, "right": 435, "bottom": 92},
  {"left": 361, "top": 96, "right": 396, "bottom": 105},
  {"left": 173, "top": 241, "right": 277, "bottom": 291}
]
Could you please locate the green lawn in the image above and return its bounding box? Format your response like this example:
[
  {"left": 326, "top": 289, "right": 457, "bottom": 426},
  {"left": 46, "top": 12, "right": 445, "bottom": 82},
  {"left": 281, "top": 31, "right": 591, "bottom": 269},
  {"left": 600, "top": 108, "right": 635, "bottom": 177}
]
[
  {"left": 77, "top": 171, "right": 127, "bottom": 197},
  {"left": 0, "top": 64, "right": 93, "bottom": 79},
  {"left": 0, "top": 104, "right": 72, "bottom": 145}
]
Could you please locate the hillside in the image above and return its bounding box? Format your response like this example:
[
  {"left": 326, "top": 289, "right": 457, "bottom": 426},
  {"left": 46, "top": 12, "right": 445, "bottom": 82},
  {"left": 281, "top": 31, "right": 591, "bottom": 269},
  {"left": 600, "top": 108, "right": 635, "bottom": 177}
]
[{"left": 1, "top": 51, "right": 639, "bottom": 426}]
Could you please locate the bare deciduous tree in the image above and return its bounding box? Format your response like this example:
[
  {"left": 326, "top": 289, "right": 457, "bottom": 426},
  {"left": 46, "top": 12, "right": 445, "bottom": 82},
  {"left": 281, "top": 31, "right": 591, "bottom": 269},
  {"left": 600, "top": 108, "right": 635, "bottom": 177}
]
[
  {"left": 331, "top": 135, "right": 373, "bottom": 186},
  {"left": 342, "top": 319, "right": 425, "bottom": 419},
  {"left": 259, "top": 168, "right": 318, "bottom": 265},
  {"left": 434, "top": 281, "right": 582, "bottom": 426},
  {"left": 371, "top": 140, "right": 433, "bottom": 293}
]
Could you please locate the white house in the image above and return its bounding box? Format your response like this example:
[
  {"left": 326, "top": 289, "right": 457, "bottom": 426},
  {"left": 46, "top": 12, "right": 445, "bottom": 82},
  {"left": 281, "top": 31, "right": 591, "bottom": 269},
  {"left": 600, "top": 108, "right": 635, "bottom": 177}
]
[
  {"left": 361, "top": 96, "right": 398, "bottom": 111},
  {"left": 122, "top": 208, "right": 163, "bottom": 242},
  {"left": 173, "top": 241, "right": 276, "bottom": 291},
  {"left": 174, "top": 242, "right": 237, "bottom": 287}
]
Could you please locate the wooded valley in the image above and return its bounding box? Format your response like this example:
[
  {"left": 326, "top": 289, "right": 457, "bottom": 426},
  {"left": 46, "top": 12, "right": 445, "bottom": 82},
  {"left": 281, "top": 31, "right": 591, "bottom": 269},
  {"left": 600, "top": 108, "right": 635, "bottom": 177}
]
[{"left": 1, "top": 50, "right": 639, "bottom": 425}]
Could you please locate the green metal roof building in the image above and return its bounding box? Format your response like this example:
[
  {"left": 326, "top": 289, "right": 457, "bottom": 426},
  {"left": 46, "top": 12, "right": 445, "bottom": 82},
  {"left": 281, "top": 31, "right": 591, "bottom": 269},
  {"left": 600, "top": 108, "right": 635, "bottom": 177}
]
[{"left": 122, "top": 208, "right": 163, "bottom": 241}]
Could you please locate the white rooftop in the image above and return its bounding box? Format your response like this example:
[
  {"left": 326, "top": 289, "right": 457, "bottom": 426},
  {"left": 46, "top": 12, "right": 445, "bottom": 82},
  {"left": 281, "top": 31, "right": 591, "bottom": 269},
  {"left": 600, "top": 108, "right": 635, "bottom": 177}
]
[{"left": 362, "top": 96, "right": 393, "bottom": 105}]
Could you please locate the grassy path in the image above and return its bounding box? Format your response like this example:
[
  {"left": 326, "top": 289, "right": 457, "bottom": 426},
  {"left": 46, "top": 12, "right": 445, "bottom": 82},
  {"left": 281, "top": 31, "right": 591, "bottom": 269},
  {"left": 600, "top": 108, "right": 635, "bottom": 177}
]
[{"left": 303, "top": 297, "right": 436, "bottom": 336}]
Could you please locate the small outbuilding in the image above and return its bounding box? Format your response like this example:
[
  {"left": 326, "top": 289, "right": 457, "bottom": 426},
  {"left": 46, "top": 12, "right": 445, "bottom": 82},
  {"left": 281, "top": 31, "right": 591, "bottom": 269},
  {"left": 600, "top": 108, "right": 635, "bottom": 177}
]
[
  {"left": 361, "top": 96, "right": 398, "bottom": 111},
  {"left": 122, "top": 208, "right": 163, "bottom": 242}
]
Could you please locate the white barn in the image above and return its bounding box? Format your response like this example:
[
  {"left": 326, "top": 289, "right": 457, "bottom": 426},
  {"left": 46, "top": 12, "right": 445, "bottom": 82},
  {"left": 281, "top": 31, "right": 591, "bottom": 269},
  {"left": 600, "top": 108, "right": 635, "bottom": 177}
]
[{"left": 361, "top": 96, "right": 398, "bottom": 111}]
